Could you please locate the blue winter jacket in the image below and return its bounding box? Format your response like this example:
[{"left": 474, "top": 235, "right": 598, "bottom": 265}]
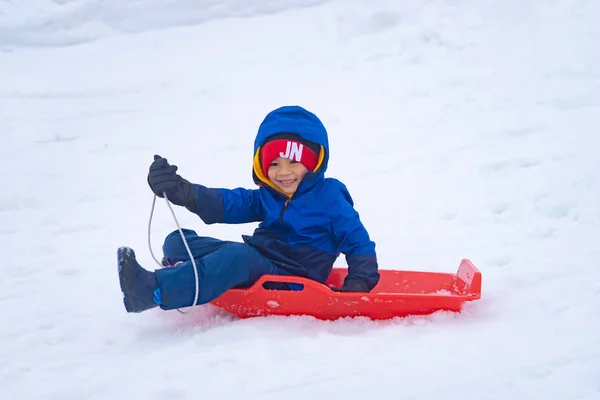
[{"left": 186, "top": 106, "right": 380, "bottom": 290}]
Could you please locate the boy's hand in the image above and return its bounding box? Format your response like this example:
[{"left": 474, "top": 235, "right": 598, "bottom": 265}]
[
  {"left": 147, "top": 155, "right": 194, "bottom": 207},
  {"left": 148, "top": 155, "right": 176, "bottom": 196},
  {"left": 332, "top": 278, "right": 370, "bottom": 293}
]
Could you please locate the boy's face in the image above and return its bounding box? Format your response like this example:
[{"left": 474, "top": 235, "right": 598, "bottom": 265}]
[{"left": 267, "top": 157, "right": 308, "bottom": 195}]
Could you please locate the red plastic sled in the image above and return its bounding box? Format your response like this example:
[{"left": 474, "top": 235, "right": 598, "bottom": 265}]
[{"left": 210, "top": 259, "right": 482, "bottom": 320}]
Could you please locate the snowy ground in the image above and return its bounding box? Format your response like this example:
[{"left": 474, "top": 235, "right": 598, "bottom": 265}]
[{"left": 1, "top": 0, "right": 599, "bottom": 399}]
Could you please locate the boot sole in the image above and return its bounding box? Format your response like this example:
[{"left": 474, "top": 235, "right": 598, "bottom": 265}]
[{"left": 117, "top": 247, "right": 138, "bottom": 313}]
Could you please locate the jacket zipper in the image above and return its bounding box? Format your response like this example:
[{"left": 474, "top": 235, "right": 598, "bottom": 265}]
[{"left": 279, "top": 199, "right": 290, "bottom": 224}]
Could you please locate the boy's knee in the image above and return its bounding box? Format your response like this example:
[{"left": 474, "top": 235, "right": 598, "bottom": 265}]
[{"left": 162, "top": 228, "right": 198, "bottom": 261}]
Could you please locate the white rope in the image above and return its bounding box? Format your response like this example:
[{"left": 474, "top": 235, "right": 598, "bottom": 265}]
[
  {"left": 148, "top": 194, "right": 164, "bottom": 268},
  {"left": 148, "top": 193, "right": 200, "bottom": 314}
]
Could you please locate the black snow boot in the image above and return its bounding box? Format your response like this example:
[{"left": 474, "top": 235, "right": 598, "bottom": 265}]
[{"left": 117, "top": 247, "right": 159, "bottom": 313}]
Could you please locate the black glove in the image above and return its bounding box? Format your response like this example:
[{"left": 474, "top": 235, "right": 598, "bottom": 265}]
[
  {"left": 147, "top": 155, "right": 195, "bottom": 208},
  {"left": 332, "top": 278, "right": 370, "bottom": 293}
]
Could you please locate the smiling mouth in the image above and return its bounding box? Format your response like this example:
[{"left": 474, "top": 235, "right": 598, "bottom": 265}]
[{"left": 278, "top": 178, "right": 297, "bottom": 186}]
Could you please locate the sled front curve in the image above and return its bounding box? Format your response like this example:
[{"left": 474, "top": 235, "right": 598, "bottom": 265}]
[{"left": 210, "top": 259, "right": 482, "bottom": 320}]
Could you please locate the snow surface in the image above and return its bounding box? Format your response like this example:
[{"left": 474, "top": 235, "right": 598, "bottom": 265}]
[{"left": 1, "top": 0, "right": 599, "bottom": 399}]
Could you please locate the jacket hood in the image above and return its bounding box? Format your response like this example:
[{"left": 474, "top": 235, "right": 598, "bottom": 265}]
[{"left": 252, "top": 106, "right": 330, "bottom": 191}]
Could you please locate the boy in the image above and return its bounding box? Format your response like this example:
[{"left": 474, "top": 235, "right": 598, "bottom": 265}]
[{"left": 118, "top": 105, "right": 380, "bottom": 313}]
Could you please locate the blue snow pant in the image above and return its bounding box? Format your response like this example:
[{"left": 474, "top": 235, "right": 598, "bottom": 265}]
[{"left": 154, "top": 229, "right": 287, "bottom": 310}]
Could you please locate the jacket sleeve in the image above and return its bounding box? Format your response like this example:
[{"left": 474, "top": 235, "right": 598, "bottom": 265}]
[
  {"left": 186, "top": 184, "right": 264, "bottom": 224},
  {"left": 326, "top": 182, "right": 380, "bottom": 290}
]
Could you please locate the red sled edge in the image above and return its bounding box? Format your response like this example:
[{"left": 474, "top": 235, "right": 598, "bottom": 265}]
[{"left": 210, "top": 259, "right": 482, "bottom": 320}]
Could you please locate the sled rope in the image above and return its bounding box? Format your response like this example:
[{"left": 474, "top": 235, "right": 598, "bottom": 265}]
[{"left": 148, "top": 193, "right": 200, "bottom": 314}]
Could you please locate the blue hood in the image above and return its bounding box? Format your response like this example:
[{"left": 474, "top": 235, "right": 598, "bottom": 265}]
[{"left": 254, "top": 105, "right": 330, "bottom": 175}]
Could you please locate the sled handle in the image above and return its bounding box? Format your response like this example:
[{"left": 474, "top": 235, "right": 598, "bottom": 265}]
[
  {"left": 454, "top": 259, "right": 482, "bottom": 299},
  {"left": 248, "top": 274, "right": 334, "bottom": 295}
]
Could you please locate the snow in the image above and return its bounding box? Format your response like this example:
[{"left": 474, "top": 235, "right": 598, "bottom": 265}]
[{"left": 1, "top": 0, "right": 599, "bottom": 399}]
